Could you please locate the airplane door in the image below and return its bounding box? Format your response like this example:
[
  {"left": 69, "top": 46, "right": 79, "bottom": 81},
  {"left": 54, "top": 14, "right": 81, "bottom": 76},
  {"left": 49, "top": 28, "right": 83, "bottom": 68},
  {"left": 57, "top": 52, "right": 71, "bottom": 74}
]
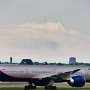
[
  {"left": 85, "top": 70, "right": 88, "bottom": 76},
  {"left": 25, "top": 69, "right": 29, "bottom": 76},
  {"left": 53, "top": 69, "right": 56, "bottom": 74}
]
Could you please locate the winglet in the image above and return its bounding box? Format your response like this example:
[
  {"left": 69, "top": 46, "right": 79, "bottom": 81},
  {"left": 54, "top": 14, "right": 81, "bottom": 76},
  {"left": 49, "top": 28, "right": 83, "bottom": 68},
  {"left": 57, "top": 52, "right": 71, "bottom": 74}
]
[{"left": 71, "top": 69, "right": 81, "bottom": 74}]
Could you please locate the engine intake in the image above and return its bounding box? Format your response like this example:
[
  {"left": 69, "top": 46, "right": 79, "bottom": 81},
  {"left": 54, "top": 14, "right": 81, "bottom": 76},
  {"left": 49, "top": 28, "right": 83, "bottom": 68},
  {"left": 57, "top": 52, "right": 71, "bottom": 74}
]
[{"left": 68, "top": 76, "right": 86, "bottom": 87}]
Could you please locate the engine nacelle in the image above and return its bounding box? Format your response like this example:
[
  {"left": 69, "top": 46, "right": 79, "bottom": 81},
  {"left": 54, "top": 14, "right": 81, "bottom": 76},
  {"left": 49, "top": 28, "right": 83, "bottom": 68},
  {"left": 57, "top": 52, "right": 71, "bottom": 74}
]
[{"left": 68, "top": 76, "right": 86, "bottom": 87}]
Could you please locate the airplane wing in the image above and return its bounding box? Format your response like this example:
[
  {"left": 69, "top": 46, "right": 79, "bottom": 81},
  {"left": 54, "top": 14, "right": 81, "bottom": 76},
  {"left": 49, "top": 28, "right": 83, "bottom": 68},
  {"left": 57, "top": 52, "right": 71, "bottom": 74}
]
[
  {"left": 49, "top": 69, "right": 81, "bottom": 80},
  {"left": 33, "top": 69, "right": 81, "bottom": 80}
]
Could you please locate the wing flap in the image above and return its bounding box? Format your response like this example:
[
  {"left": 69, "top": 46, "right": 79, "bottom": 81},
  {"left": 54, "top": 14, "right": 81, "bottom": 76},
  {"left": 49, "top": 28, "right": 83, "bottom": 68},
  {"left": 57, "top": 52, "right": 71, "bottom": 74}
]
[
  {"left": 39, "top": 69, "right": 80, "bottom": 80},
  {"left": 50, "top": 69, "right": 81, "bottom": 80},
  {"left": 33, "top": 69, "right": 81, "bottom": 80}
]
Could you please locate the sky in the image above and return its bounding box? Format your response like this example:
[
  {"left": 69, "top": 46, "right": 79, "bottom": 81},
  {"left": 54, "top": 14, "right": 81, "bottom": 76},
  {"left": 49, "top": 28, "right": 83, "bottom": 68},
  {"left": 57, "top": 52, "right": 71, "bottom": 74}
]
[{"left": 0, "top": 0, "right": 90, "bottom": 63}]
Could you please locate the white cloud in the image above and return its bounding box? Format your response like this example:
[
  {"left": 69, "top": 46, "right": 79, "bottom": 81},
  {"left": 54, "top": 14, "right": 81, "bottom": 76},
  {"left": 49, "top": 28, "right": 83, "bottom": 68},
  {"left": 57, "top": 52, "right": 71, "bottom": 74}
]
[
  {"left": 18, "top": 23, "right": 81, "bottom": 36},
  {"left": 18, "top": 22, "right": 67, "bottom": 32},
  {"left": 68, "top": 29, "right": 80, "bottom": 35},
  {"left": 0, "top": 22, "right": 89, "bottom": 63}
]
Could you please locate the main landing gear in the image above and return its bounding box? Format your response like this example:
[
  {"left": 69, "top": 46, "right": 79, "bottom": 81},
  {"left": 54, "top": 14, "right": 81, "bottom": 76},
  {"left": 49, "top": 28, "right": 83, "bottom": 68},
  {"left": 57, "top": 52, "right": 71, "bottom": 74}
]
[
  {"left": 24, "top": 80, "right": 57, "bottom": 90},
  {"left": 45, "top": 79, "right": 57, "bottom": 90},
  {"left": 24, "top": 85, "right": 57, "bottom": 90},
  {"left": 45, "top": 85, "right": 57, "bottom": 90},
  {"left": 24, "top": 83, "right": 36, "bottom": 90},
  {"left": 24, "top": 85, "right": 36, "bottom": 90}
]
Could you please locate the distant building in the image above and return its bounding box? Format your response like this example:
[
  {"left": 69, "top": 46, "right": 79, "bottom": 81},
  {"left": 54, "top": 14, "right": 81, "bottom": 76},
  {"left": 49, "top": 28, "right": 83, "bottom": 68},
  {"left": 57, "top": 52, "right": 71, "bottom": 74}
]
[
  {"left": 69, "top": 57, "right": 76, "bottom": 64},
  {"left": 10, "top": 57, "right": 12, "bottom": 64}
]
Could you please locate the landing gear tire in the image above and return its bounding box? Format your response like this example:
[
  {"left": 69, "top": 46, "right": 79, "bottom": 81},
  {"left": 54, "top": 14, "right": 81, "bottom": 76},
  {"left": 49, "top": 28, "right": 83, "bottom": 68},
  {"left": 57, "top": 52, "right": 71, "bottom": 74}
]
[
  {"left": 53, "top": 86, "right": 57, "bottom": 89},
  {"left": 24, "top": 85, "right": 36, "bottom": 90},
  {"left": 45, "top": 86, "right": 57, "bottom": 90}
]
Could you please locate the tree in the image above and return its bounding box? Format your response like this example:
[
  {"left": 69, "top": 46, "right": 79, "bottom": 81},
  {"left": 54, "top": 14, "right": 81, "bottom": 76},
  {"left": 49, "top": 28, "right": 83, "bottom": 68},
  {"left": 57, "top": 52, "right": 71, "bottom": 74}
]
[
  {"left": 44, "top": 62, "right": 48, "bottom": 65},
  {"left": 34, "top": 61, "right": 39, "bottom": 65},
  {"left": 20, "top": 59, "right": 33, "bottom": 65},
  {"left": 57, "top": 63, "right": 64, "bottom": 65}
]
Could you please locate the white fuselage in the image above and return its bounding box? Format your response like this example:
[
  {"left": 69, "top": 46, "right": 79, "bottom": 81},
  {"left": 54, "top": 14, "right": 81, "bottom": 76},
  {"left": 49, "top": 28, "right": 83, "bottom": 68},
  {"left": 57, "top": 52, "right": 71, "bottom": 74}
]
[{"left": 0, "top": 65, "right": 90, "bottom": 83}]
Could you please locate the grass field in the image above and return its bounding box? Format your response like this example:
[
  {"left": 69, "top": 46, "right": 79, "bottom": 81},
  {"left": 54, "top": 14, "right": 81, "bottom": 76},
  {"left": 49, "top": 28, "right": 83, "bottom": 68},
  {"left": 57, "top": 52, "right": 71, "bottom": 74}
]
[{"left": 0, "top": 87, "right": 90, "bottom": 90}]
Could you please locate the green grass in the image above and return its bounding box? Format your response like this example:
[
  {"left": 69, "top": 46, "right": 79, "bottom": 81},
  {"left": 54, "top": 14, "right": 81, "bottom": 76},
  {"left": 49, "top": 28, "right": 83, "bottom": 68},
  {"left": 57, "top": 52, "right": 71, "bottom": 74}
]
[
  {"left": 57, "top": 87, "right": 90, "bottom": 90},
  {"left": 0, "top": 87, "right": 23, "bottom": 90},
  {"left": 0, "top": 87, "right": 90, "bottom": 90}
]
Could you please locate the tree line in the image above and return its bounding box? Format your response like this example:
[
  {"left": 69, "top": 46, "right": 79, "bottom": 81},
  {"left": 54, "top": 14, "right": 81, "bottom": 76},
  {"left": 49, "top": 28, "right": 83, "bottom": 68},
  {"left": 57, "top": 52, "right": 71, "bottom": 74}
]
[{"left": 19, "top": 59, "right": 90, "bottom": 66}]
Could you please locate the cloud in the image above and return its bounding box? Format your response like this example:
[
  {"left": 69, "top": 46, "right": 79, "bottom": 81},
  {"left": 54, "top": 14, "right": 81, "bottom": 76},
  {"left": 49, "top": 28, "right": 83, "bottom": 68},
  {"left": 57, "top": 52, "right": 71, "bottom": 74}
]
[
  {"left": 18, "top": 22, "right": 67, "bottom": 32},
  {"left": 0, "top": 22, "right": 87, "bottom": 63},
  {"left": 0, "top": 23, "right": 81, "bottom": 52},
  {"left": 18, "top": 22, "right": 81, "bottom": 36},
  {"left": 68, "top": 29, "right": 80, "bottom": 35}
]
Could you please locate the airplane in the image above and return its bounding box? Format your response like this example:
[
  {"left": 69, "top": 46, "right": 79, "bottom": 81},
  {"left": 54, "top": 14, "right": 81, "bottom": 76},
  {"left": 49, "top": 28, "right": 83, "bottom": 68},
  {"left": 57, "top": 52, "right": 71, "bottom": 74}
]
[{"left": 0, "top": 64, "right": 90, "bottom": 90}]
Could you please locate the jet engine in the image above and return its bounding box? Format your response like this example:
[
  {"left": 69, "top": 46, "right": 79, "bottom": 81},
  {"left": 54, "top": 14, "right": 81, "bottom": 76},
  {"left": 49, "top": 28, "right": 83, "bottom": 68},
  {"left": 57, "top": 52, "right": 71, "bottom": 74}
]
[{"left": 67, "top": 76, "right": 86, "bottom": 87}]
